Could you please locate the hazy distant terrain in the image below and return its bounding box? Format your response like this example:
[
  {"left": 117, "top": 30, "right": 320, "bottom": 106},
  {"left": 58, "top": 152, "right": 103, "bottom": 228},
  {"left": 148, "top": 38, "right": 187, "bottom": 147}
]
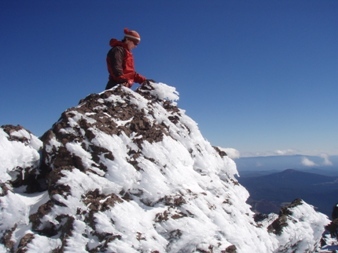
[
  {"left": 235, "top": 155, "right": 338, "bottom": 217},
  {"left": 236, "top": 155, "right": 338, "bottom": 174},
  {"left": 237, "top": 169, "right": 338, "bottom": 216}
]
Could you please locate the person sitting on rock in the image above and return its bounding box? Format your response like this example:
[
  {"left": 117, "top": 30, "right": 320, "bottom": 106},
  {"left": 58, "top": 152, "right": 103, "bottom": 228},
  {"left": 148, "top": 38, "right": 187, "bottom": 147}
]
[{"left": 105, "top": 28, "right": 154, "bottom": 90}]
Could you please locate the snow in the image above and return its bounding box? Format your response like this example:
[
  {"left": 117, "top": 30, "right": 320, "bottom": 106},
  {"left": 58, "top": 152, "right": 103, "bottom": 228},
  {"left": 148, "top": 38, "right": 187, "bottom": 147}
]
[
  {"left": 0, "top": 128, "right": 42, "bottom": 183},
  {"left": 273, "top": 200, "right": 331, "bottom": 252},
  {"left": 0, "top": 82, "right": 335, "bottom": 252},
  {"left": 146, "top": 82, "right": 179, "bottom": 102}
]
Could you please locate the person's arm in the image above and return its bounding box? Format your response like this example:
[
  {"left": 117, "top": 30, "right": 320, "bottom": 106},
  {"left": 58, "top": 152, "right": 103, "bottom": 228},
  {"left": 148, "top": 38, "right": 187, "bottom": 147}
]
[
  {"left": 134, "top": 73, "right": 146, "bottom": 84},
  {"left": 110, "top": 47, "right": 125, "bottom": 78}
]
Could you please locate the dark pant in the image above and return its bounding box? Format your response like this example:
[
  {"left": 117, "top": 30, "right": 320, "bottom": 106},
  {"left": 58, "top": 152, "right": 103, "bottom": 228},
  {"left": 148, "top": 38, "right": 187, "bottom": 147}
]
[
  {"left": 105, "top": 80, "right": 129, "bottom": 90},
  {"left": 105, "top": 80, "right": 119, "bottom": 90}
]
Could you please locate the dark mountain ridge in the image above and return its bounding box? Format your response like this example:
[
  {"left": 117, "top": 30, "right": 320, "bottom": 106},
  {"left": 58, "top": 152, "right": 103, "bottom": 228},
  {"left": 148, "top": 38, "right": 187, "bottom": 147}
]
[
  {"left": 253, "top": 168, "right": 336, "bottom": 184},
  {"left": 238, "top": 169, "right": 338, "bottom": 216}
]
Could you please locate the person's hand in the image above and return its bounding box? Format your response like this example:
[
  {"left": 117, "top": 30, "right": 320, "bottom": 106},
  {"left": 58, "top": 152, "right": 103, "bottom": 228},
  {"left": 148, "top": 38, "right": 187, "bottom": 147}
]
[{"left": 142, "top": 79, "right": 155, "bottom": 85}]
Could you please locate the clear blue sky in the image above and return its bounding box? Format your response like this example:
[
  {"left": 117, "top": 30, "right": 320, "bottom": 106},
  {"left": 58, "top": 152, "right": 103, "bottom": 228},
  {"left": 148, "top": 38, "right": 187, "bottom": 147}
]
[{"left": 1, "top": 0, "right": 337, "bottom": 157}]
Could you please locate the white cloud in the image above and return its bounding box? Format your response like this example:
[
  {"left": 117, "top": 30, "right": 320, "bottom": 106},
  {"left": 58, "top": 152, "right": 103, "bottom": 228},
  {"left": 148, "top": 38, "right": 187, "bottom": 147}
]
[
  {"left": 241, "top": 149, "right": 297, "bottom": 157},
  {"left": 320, "top": 154, "right": 333, "bottom": 166},
  {"left": 301, "top": 157, "right": 317, "bottom": 167},
  {"left": 275, "top": 149, "right": 297, "bottom": 156},
  {"left": 239, "top": 149, "right": 337, "bottom": 159},
  {"left": 221, "top": 148, "right": 240, "bottom": 159}
]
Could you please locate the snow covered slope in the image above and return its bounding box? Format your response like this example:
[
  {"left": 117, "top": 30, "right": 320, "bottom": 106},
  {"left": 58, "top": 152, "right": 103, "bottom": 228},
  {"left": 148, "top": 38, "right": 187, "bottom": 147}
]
[{"left": 0, "top": 83, "right": 331, "bottom": 252}]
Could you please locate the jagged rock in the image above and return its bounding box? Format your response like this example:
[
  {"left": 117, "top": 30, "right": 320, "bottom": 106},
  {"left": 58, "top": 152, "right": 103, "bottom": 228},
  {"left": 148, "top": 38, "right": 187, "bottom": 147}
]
[
  {"left": 0, "top": 125, "right": 43, "bottom": 192},
  {"left": 268, "top": 198, "right": 329, "bottom": 252},
  {"left": 322, "top": 203, "right": 338, "bottom": 247},
  {"left": 224, "top": 245, "right": 237, "bottom": 253},
  {"left": 326, "top": 218, "right": 338, "bottom": 238},
  {"left": 0, "top": 83, "right": 331, "bottom": 252}
]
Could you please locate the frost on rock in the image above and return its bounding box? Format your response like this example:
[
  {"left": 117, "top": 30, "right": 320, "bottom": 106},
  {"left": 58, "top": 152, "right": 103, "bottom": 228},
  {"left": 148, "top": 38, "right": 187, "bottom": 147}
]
[
  {"left": 0, "top": 83, "right": 331, "bottom": 252},
  {"left": 0, "top": 125, "right": 43, "bottom": 191},
  {"left": 268, "top": 199, "right": 329, "bottom": 253}
]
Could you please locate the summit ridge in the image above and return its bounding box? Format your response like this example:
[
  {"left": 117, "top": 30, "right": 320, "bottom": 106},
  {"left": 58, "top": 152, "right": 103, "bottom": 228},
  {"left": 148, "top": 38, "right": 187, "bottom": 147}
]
[{"left": 0, "top": 83, "right": 331, "bottom": 252}]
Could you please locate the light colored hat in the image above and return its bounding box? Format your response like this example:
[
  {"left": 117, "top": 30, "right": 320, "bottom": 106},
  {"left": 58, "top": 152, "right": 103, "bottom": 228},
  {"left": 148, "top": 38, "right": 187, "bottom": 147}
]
[{"left": 124, "top": 28, "right": 141, "bottom": 44}]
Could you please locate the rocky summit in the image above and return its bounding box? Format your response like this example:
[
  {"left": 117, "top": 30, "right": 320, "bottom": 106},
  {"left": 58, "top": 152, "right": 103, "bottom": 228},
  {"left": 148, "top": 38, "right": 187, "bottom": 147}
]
[{"left": 0, "top": 83, "right": 332, "bottom": 252}]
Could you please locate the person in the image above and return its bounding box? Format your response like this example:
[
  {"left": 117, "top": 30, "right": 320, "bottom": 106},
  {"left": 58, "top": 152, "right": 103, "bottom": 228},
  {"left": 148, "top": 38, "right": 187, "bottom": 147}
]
[{"left": 105, "top": 28, "right": 153, "bottom": 90}]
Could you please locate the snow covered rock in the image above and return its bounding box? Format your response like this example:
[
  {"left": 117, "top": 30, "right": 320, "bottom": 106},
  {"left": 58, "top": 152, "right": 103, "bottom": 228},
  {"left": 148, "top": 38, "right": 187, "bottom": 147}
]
[
  {"left": 0, "top": 125, "right": 43, "bottom": 192},
  {"left": 268, "top": 199, "right": 329, "bottom": 252},
  {"left": 0, "top": 83, "right": 330, "bottom": 252}
]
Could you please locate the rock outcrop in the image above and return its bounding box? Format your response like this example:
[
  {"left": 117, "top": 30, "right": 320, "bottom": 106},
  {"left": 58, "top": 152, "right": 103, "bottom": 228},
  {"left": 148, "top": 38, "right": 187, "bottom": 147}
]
[{"left": 0, "top": 83, "right": 330, "bottom": 253}]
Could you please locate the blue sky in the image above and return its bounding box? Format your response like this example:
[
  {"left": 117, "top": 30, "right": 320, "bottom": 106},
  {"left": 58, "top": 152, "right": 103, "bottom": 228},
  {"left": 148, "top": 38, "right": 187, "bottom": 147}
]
[{"left": 1, "top": 0, "right": 337, "bottom": 157}]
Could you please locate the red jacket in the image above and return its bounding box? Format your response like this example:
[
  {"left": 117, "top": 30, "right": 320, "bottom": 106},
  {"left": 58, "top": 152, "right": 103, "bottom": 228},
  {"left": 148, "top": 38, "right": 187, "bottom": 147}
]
[{"left": 106, "top": 39, "right": 146, "bottom": 88}]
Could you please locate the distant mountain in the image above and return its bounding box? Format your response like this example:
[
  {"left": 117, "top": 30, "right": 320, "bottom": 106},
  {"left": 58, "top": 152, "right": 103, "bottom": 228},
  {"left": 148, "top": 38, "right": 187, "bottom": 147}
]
[
  {"left": 238, "top": 169, "right": 338, "bottom": 216},
  {"left": 236, "top": 155, "right": 338, "bottom": 176}
]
